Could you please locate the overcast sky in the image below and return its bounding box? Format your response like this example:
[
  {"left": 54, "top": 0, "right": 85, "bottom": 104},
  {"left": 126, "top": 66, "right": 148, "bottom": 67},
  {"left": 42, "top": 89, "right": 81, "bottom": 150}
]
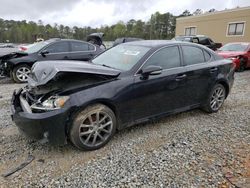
[{"left": 0, "top": 0, "right": 249, "bottom": 27}]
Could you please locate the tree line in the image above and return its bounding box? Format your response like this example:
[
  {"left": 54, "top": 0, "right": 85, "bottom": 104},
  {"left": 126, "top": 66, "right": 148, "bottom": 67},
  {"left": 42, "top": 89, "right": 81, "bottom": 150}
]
[{"left": 0, "top": 9, "right": 216, "bottom": 43}]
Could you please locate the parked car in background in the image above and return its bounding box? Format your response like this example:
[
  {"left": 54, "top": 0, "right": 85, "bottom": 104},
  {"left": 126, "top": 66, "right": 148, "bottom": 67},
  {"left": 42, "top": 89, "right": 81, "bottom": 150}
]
[
  {"left": 0, "top": 43, "right": 15, "bottom": 48},
  {"left": 216, "top": 42, "right": 250, "bottom": 72},
  {"left": 112, "top": 37, "right": 143, "bottom": 47},
  {"left": 173, "top": 35, "right": 222, "bottom": 51},
  {"left": 18, "top": 43, "right": 33, "bottom": 51},
  {"left": 0, "top": 39, "right": 104, "bottom": 83},
  {"left": 11, "top": 40, "right": 235, "bottom": 150},
  {"left": 87, "top": 32, "right": 106, "bottom": 49}
]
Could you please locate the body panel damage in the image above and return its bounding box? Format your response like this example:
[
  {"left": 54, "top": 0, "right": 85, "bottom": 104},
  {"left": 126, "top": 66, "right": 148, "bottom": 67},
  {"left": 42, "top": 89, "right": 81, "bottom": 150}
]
[{"left": 28, "top": 60, "right": 121, "bottom": 87}]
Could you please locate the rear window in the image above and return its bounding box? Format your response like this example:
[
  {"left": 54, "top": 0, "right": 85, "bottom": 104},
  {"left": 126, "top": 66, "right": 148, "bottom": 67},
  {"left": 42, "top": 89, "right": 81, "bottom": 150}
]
[
  {"left": 219, "top": 43, "right": 248, "bottom": 52},
  {"left": 71, "top": 41, "right": 89, "bottom": 51},
  {"left": 182, "top": 46, "right": 206, "bottom": 65}
]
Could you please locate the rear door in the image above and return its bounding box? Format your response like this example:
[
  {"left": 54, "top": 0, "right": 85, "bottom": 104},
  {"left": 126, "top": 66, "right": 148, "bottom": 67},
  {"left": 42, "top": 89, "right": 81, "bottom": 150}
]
[
  {"left": 180, "top": 45, "right": 217, "bottom": 105},
  {"left": 37, "top": 41, "right": 70, "bottom": 61},
  {"left": 69, "top": 41, "right": 96, "bottom": 61}
]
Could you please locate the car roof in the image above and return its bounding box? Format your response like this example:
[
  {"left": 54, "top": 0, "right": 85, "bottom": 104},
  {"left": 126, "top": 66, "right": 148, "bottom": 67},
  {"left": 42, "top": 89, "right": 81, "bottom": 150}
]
[
  {"left": 122, "top": 40, "right": 198, "bottom": 48},
  {"left": 45, "top": 38, "right": 91, "bottom": 43},
  {"left": 176, "top": 35, "right": 207, "bottom": 37}
]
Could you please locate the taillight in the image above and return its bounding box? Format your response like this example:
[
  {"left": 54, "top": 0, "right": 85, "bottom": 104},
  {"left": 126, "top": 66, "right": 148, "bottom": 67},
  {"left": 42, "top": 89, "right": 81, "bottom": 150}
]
[{"left": 19, "top": 47, "right": 27, "bottom": 51}]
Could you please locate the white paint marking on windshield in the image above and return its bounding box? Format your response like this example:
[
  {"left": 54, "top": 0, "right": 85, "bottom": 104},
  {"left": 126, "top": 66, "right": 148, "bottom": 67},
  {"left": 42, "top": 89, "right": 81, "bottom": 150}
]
[{"left": 124, "top": 50, "right": 140, "bottom": 56}]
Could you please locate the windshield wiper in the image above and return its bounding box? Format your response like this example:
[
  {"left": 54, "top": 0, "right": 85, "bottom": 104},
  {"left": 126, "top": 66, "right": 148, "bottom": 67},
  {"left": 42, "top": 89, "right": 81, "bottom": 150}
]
[{"left": 101, "top": 64, "right": 113, "bottom": 69}]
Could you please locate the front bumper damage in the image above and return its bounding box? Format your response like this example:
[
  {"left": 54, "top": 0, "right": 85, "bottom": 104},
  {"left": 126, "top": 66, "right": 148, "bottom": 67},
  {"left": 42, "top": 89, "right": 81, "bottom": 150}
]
[{"left": 11, "top": 88, "right": 70, "bottom": 145}]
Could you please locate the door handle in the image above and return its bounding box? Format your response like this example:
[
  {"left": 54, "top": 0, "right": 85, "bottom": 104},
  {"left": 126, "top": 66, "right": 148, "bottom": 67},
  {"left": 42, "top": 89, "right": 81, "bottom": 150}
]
[
  {"left": 210, "top": 67, "right": 218, "bottom": 73},
  {"left": 175, "top": 74, "right": 187, "bottom": 81},
  {"left": 64, "top": 56, "right": 69, "bottom": 59}
]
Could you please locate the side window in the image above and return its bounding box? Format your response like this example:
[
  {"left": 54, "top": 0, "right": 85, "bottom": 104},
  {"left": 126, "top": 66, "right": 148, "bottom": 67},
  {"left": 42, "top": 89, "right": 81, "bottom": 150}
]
[
  {"left": 45, "top": 42, "right": 69, "bottom": 53},
  {"left": 182, "top": 46, "right": 205, "bottom": 65},
  {"left": 88, "top": 44, "right": 95, "bottom": 51},
  {"left": 204, "top": 50, "right": 211, "bottom": 61},
  {"left": 71, "top": 41, "right": 89, "bottom": 51},
  {"left": 199, "top": 37, "right": 210, "bottom": 45},
  {"left": 144, "top": 46, "right": 181, "bottom": 69},
  {"left": 192, "top": 38, "right": 199, "bottom": 43},
  {"left": 208, "top": 38, "right": 214, "bottom": 44}
]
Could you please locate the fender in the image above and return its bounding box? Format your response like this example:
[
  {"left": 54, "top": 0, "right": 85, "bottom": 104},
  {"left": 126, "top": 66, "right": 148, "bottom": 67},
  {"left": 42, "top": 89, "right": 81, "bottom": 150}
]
[{"left": 7, "top": 56, "right": 37, "bottom": 68}]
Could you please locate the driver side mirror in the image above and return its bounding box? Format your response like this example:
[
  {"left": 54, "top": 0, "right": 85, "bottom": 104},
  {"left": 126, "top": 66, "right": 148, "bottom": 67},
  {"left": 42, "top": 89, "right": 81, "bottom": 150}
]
[
  {"left": 41, "top": 50, "right": 49, "bottom": 56},
  {"left": 141, "top": 65, "right": 162, "bottom": 79}
]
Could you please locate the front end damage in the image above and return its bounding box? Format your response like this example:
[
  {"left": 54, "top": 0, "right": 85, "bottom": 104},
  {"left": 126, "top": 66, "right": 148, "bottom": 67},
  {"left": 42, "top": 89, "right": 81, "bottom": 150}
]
[
  {"left": 11, "top": 60, "right": 121, "bottom": 145},
  {"left": 0, "top": 52, "right": 28, "bottom": 77},
  {"left": 11, "top": 88, "right": 71, "bottom": 145}
]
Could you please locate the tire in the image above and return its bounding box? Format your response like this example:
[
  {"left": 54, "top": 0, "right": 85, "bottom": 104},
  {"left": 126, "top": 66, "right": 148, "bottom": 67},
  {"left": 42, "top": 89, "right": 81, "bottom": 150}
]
[
  {"left": 238, "top": 58, "right": 246, "bottom": 72},
  {"left": 69, "top": 104, "right": 117, "bottom": 151},
  {"left": 203, "top": 84, "right": 226, "bottom": 113},
  {"left": 12, "top": 64, "right": 31, "bottom": 83}
]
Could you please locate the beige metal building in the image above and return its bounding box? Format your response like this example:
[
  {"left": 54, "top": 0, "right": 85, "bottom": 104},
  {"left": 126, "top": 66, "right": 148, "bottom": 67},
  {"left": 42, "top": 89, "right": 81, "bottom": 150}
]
[{"left": 176, "top": 6, "right": 250, "bottom": 45}]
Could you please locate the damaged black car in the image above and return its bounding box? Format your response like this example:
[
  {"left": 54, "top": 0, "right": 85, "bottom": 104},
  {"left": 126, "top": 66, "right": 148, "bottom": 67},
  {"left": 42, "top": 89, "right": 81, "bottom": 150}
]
[
  {"left": 0, "top": 38, "right": 104, "bottom": 83},
  {"left": 11, "top": 40, "right": 235, "bottom": 150}
]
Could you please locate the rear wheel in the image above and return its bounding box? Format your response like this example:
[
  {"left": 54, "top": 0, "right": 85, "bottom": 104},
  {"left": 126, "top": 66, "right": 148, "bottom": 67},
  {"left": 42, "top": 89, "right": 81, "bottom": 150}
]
[
  {"left": 12, "top": 64, "right": 31, "bottom": 83},
  {"left": 69, "top": 104, "right": 116, "bottom": 150},
  {"left": 203, "top": 84, "right": 226, "bottom": 113}
]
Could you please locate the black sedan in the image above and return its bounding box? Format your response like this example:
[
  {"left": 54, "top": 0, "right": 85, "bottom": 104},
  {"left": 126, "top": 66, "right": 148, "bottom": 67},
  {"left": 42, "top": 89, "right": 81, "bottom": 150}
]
[
  {"left": 0, "top": 39, "right": 103, "bottom": 83},
  {"left": 11, "top": 40, "right": 235, "bottom": 150}
]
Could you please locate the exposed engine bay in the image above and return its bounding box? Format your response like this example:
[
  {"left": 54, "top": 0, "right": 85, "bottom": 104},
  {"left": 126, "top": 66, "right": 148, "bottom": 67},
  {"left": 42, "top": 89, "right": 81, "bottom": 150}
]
[{"left": 19, "top": 72, "right": 115, "bottom": 113}]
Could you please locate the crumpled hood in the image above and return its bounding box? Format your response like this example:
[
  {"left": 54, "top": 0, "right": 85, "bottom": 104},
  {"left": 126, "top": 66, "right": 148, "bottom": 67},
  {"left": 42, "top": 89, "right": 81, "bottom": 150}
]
[
  {"left": 28, "top": 60, "right": 121, "bottom": 87},
  {"left": 0, "top": 51, "right": 28, "bottom": 60},
  {"left": 216, "top": 51, "right": 246, "bottom": 58}
]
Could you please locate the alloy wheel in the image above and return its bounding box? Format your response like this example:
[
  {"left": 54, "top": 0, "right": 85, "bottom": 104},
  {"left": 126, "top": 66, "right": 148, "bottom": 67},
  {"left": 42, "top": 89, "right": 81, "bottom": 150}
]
[
  {"left": 78, "top": 111, "right": 113, "bottom": 147},
  {"left": 16, "top": 67, "right": 30, "bottom": 82},
  {"left": 210, "top": 86, "right": 225, "bottom": 111}
]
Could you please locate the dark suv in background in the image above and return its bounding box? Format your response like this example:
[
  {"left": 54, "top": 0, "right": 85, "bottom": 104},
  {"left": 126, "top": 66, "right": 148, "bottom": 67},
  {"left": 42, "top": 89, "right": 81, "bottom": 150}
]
[
  {"left": 173, "top": 35, "right": 222, "bottom": 51},
  {"left": 0, "top": 39, "right": 103, "bottom": 83}
]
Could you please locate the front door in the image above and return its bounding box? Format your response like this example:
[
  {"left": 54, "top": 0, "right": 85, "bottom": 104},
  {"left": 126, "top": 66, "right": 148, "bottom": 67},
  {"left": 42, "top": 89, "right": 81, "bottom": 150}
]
[
  {"left": 130, "top": 45, "right": 189, "bottom": 121},
  {"left": 37, "top": 41, "right": 70, "bottom": 61}
]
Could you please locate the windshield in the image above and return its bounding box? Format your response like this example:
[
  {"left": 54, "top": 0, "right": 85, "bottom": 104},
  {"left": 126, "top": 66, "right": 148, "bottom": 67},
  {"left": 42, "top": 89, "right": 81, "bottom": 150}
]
[
  {"left": 219, "top": 43, "right": 248, "bottom": 52},
  {"left": 25, "top": 41, "right": 49, "bottom": 53},
  {"left": 92, "top": 44, "right": 150, "bottom": 71}
]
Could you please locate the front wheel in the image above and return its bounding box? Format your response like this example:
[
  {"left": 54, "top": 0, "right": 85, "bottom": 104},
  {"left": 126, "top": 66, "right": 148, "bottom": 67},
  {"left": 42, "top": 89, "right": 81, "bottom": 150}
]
[
  {"left": 203, "top": 84, "right": 226, "bottom": 113},
  {"left": 12, "top": 64, "right": 31, "bottom": 83},
  {"left": 69, "top": 104, "right": 117, "bottom": 150}
]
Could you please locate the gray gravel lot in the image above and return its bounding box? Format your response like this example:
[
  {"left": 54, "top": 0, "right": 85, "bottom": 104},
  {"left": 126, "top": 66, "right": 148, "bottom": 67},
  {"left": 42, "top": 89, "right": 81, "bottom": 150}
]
[{"left": 0, "top": 72, "right": 249, "bottom": 188}]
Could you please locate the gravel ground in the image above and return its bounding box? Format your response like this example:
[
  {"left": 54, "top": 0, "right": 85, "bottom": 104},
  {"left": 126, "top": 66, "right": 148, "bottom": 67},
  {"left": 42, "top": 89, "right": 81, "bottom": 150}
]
[{"left": 0, "top": 72, "right": 249, "bottom": 188}]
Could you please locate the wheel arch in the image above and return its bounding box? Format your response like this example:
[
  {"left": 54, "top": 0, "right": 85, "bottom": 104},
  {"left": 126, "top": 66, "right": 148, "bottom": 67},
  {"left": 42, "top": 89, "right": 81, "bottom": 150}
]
[
  {"left": 216, "top": 79, "right": 229, "bottom": 98},
  {"left": 11, "top": 62, "right": 33, "bottom": 71},
  {"left": 65, "top": 99, "right": 119, "bottom": 136}
]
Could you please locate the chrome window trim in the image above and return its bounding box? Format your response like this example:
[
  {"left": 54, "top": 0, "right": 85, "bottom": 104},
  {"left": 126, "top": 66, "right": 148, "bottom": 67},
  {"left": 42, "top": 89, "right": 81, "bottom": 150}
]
[
  {"left": 134, "top": 66, "right": 185, "bottom": 78},
  {"left": 134, "top": 45, "right": 181, "bottom": 76},
  {"left": 39, "top": 41, "right": 96, "bottom": 55},
  {"left": 70, "top": 42, "right": 96, "bottom": 53},
  {"left": 181, "top": 45, "right": 212, "bottom": 66}
]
